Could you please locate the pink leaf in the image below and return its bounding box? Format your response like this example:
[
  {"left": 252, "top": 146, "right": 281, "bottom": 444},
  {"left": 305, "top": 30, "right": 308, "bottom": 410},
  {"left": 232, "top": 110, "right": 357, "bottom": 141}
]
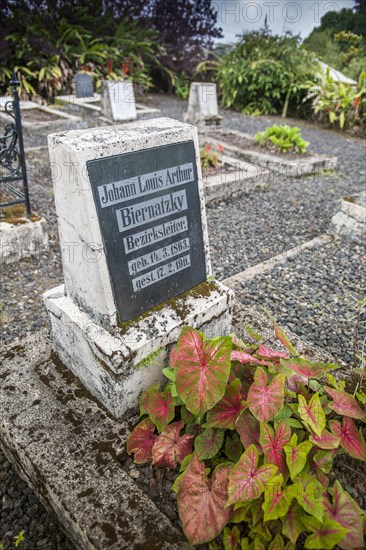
[
  {"left": 177, "top": 454, "right": 233, "bottom": 545},
  {"left": 227, "top": 444, "right": 277, "bottom": 505},
  {"left": 231, "top": 350, "right": 264, "bottom": 365},
  {"left": 139, "top": 384, "right": 159, "bottom": 416},
  {"left": 256, "top": 345, "right": 288, "bottom": 362},
  {"left": 324, "top": 480, "right": 364, "bottom": 550},
  {"left": 235, "top": 410, "right": 261, "bottom": 452},
  {"left": 309, "top": 430, "right": 341, "bottom": 450},
  {"left": 247, "top": 368, "right": 285, "bottom": 422},
  {"left": 260, "top": 421, "right": 292, "bottom": 476},
  {"left": 324, "top": 386, "right": 366, "bottom": 420},
  {"left": 175, "top": 327, "right": 232, "bottom": 416},
  {"left": 285, "top": 358, "right": 326, "bottom": 379},
  {"left": 152, "top": 420, "right": 194, "bottom": 468},
  {"left": 205, "top": 379, "right": 247, "bottom": 429},
  {"left": 148, "top": 385, "right": 175, "bottom": 432},
  {"left": 329, "top": 417, "right": 366, "bottom": 461},
  {"left": 127, "top": 418, "right": 156, "bottom": 464}
]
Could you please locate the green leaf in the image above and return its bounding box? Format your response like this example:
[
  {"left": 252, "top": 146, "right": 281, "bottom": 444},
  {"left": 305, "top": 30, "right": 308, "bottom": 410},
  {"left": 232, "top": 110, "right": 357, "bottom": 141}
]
[
  {"left": 195, "top": 428, "right": 225, "bottom": 460},
  {"left": 289, "top": 473, "right": 324, "bottom": 522},
  {"left": 304, "top": 516, "right": 350, "bottom": 549},
  {"left": 284, "top": 433, "right": 313, "bottom": 480},
  {"left": 262, "top": 474, "right": 292, "bottom": 521},
  {"left": 223, "top": 526, "right": 241, "bottom": 550},
  {"left": 225, "top": 433, "right": 244, "bottom": 462},
  {"left": 162, "top": 367, "right": 176, "bottom": 382},
  {"left": 298, "top": 393, "right": 326, "bottom": 437},
  {"left": 281, "top": 502, "right": 306, "bottom": 544},
  {"left": 14, "top": 532, "right": 26, "bottom": 548}
]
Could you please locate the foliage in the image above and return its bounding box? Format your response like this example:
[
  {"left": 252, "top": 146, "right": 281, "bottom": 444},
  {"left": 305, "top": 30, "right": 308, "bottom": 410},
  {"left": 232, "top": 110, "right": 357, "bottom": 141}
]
[
  {"left": 0, "top": 0, "right": 222, "bottom": 98},
  {"left": 173, "top": 72, "right": 190, "bottom": 100},
  {"left": 198, "top": 31, "right": 318, "bottom": 117},
  {"left": 14, "top": 532, "right": 26, "bottom": 548},
  {"left": 305, "top": 68, "right": 366, "bottom": 130},
  {"left": 304, "top": 1, "right": 366, "bottom": 82},
  {"left": 200, "top": 144, "right": 224, "bottom": 170},
  {"left": 255, "top": 125, "right": 309, "bottom": 155},
  {"left": 127, "top": 321, "right": 366, "bottom": 547}
]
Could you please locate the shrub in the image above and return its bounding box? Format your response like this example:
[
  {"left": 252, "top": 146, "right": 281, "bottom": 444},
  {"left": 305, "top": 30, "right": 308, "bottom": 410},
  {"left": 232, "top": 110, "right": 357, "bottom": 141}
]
[
  {"left": 255, "top": 125, "right": 310, "bottom": 154},
  {"left": 306, "top": 68, "right": 366, "bottom": 131},
  {"left": 198, "top": 31, "right": 318, "bottom": 117},
  {"left": 127, "top": 319, "right": 366, "bottom": 548}
]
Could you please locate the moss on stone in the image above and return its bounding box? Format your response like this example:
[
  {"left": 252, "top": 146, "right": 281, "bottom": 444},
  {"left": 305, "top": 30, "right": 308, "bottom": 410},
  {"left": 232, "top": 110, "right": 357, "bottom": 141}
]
[
  {"left": 134, "top": 347, "right": 164, "bottom": 370},
  {"left": 117, "top": 280, "right": 220, "bottom": 334}
]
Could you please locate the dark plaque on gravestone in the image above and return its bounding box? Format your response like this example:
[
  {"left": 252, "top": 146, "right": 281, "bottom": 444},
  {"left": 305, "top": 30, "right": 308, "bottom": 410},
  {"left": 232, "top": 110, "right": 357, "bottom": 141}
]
[
  {"left": 74, "top": 72, "right": 94, "bottom": 98},
  {"left": 87, "top": 141, "right": 207, "bottom": 322}
]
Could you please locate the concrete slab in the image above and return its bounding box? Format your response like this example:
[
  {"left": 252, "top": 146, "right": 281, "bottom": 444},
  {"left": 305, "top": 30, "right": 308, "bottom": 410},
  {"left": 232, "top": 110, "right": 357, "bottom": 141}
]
[
  {"left": 0, "top": 334, "right": 189, "bottom": 550},
  {"left": 56, "top": 94, "right": 160, "bottom": 120}
]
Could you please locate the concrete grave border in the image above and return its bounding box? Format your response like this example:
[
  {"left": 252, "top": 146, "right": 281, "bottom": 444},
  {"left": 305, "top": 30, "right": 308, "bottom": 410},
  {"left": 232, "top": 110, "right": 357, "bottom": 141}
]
[
  {"left": 56, "top": 93, "right": 160, "bottom": 120},
  {"left": 330, "top": 192, "right": 366, "bottom": 241},
  {"left": 0, "top": 217, "right": 49, "bottom": 263},
  {"left": 203, "top": 128, "right": 338, "bottom": 177},
  {"left": 202, "top": 153, "right": 269, "bottom": 204}
]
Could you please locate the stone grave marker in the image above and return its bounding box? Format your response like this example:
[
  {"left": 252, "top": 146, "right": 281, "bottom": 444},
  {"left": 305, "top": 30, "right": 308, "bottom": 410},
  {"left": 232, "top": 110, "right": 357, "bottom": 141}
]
[
  {"left": 184, "top": 82, "right": 222, "bottom": 128},
  {"left": 45, "top": 117, "right": 234, "bottom": 419},
  {"left": 74, "top": 72, "right": 94, "bottom": 98},
  {"left": 101, "top": 80, "right": 137, "bottom": 122}
]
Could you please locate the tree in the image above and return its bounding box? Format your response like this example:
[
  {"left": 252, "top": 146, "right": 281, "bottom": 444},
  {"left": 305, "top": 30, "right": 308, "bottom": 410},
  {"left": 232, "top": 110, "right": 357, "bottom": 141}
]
[{"left": 150, "top": 0, "right": 222, "bottom": 89}]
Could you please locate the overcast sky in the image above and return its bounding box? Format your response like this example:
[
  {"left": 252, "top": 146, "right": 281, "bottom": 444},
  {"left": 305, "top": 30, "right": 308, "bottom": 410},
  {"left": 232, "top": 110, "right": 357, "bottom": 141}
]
[{"left": 212, "top": 0, "right": 356, "bottom": 42}]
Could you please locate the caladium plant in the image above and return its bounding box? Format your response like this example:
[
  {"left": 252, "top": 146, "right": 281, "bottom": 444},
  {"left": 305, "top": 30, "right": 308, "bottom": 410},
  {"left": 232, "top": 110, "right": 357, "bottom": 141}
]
[{"left": 126, "top": 323, "right": 366, "bottom": 548}]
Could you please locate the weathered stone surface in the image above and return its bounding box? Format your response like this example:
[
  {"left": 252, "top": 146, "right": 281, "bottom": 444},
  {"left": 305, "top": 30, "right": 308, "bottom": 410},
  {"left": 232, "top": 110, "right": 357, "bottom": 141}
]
[
  {"left": 44, "top": 280, "right": 234, "bottom": 419},
  {"left": 47, "top": 118, "right": 211, "bottom": 326},
  {"left": 184, "top": 82, "right": 222, "bottom": 127},
  {"left": 101, "top": 80, "right": 137, "bottom": 122},
  {"left": 330, "top": 192, "right": 366, "bottom": 240},
  {"left": 0, "top": 218, "right": 49, "bottom": 263},
  {"left": 0, "top": 335, "right": 190, "bottom": 550}
]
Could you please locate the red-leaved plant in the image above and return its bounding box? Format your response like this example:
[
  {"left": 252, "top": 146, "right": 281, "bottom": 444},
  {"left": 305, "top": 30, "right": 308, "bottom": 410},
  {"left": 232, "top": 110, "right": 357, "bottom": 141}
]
[{"left": 126, "top": 320, "right": 366, "bottom": 548}]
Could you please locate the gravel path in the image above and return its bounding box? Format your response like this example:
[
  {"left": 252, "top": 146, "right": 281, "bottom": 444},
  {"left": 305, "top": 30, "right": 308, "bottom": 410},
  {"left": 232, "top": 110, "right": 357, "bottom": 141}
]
[{"left": 1, "top": 94, "right": 365, "bottom": 548}]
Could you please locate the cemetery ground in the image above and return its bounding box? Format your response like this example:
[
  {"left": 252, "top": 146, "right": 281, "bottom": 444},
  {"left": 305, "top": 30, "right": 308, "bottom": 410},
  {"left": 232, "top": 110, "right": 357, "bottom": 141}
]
[{"left": 1, "top": 94, "right": 366, "bottom": 549}]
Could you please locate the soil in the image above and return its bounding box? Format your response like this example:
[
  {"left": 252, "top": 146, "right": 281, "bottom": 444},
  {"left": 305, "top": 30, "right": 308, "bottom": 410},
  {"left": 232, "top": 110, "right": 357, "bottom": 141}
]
[
  {"left": 19, "top": 109, "right": 62, "bottom": 123},
  {"left": 218, "top": 131, "right": 311, "bottom": 160}
]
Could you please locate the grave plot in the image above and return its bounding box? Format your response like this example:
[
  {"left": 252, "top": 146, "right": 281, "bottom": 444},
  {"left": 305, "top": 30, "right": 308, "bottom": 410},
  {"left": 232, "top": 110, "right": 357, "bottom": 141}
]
[
  {"left": 0, "top": 98, "right": 86, "bottom": 148},
  {"left": 203, "top": 128, "right": 338, "bottom": 177},
  {"left": 199, "top": 145, "right": 269, "bottom": 204}
]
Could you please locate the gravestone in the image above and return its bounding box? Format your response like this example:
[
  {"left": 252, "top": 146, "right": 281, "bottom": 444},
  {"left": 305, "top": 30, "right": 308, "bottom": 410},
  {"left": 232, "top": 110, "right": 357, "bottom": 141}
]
[
  {"left": 101, "top": 80, "right": 137, "bottom": 122},
  {"left": 74, "top": 72, "right": 94, "bottom": 98},
  {"left": 45, "top": 117, "right": 234, "bottom": 419},
  {"left": 184, "top": 82, "right": 222, "bottom": 128}
]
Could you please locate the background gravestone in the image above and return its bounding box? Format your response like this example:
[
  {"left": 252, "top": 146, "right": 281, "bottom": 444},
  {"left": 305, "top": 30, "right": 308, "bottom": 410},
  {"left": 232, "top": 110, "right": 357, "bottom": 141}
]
[
  {"left": 74, "top": 72, "right": 94, "bottom": 98},
  {"left": 184, "top": 82, "right": 222, "bottom": 127},
  {"left": 45, "top": 117, "right": 234, "bottom": 419},
  {"left": 101, "top": 80, "right": 137, "bottom": 122}
]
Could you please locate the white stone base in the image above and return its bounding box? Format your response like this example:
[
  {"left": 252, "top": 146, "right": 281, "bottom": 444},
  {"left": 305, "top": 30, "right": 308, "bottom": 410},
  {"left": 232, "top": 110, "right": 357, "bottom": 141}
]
[
  {"left": 44, "top": 280, "right": 234, "bottom": 420},
  {"left": 0, "top": 218, "right": 48, "bottom": 263},
  {"left": 330, "top": 192, "right": 366, "bottom": 240}
]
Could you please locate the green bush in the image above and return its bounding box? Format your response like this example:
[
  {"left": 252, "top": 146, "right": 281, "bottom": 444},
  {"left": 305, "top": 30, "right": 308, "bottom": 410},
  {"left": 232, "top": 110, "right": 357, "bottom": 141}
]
[
  {"left": 255, "top": 125, "right": 310, "bottom": 154},
  {"left": 199, "top": 31, "right": 318, "bottom": 117},
  {"left": 305, "top": 68, "right": 366, "bottom": 131}
]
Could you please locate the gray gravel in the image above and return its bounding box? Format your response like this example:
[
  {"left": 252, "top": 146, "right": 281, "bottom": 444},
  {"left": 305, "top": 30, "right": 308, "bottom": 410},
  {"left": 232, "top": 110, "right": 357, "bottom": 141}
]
[
  {"left": 1, "top": 94, "right": 365, "bottom": 547},
  {"left": 236, "top": 236, "right": 366, "bottom": 367}
]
